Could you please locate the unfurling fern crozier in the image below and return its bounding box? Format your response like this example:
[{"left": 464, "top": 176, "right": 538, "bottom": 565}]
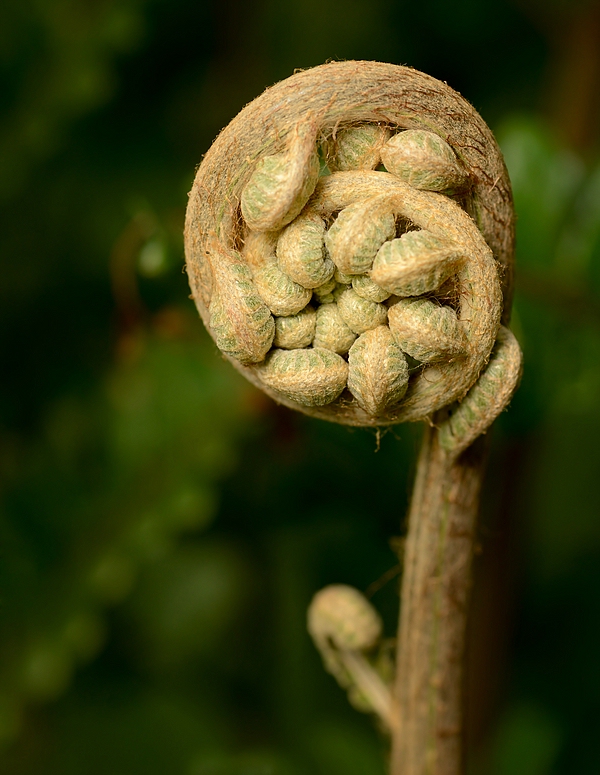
[{"left": 185, "top": 61, "right": 522, "bottom": 446}]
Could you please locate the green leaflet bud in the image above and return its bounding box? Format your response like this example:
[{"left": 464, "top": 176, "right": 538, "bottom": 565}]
[
  {"left": 347, "top": 326, "right": 409, "bottom": 416},
  {"left": 313, "top": 302, "right": 357, "bottom": 354},
  {"left": 244, "top": 230, "right": 312, "bottom": 316},
  {"left": 273, "top": 306, "right": 317, "bottom": 349},
  {"left": 334, "top": 267, "right": 354, "bottom": 285},
  {"left": 438, "top": 326, "right": 523, "bottom": 455},
  {"left": 255, "top": 347, "right": 348, "bottom": 406},
  {"left": 326, "top": 196, "right": 396, "bottom": 275},
  {"left": 380, "top": 129, "right": 469, "bottom": 193},
  {"left": 325, "top": 124, "right": 391, "bottom": 172},
  {"left": 336, "top": 288, "right": 388, "bottom": 334},
  {"left": 208, "top": 250, "right": 274, "bottom": 364},
  {"left": 241, "top": 119, "right": 320, "bottom": 231},
  {"left": 251, "top": 264, "right": 312, "bottom": 316},
  {"left": 313, "top": 276, "right": 337, "bottom": 304},
  {"left": 371, "top": 230, "right": 464, "bottom": 297},
  {"left": 352, "top": 275, "right": 391, "bottom": 303},
  {"left": 277, "top": 212, "right": 334, "bottom": 288},
  {"left": 388, "top": 298, "right": 468, "bottom": 363}
]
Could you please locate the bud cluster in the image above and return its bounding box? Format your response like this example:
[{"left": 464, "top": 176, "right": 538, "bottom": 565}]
[{"left": 207, "top": 122, "right": 502, "bottom": 423}]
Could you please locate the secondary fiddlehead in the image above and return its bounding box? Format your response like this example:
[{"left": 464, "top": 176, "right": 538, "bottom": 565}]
[{"left": 307, "top": 585, "right": 393, "bottom": 729}]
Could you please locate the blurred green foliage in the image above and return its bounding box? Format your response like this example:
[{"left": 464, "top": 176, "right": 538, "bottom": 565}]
[{"left": 1, "top": 0, "right": 600, "bottom": 773}]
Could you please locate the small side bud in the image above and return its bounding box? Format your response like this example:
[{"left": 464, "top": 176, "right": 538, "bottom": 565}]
[
  {"left": 371, "top": 230, "right": 464, "bottom": 297},
  {"left": 388, "top": 298, "right": 468, "bottom": 363},
  {"left": 381, "top": 129, "right": 469, "bottom": 193},
  {"left": 307, "top": 584, "right": 393, "bottom": 728},
  {"left": 348, "top": 326, "right": 409, "bottom": 416},
  {"left": 308, "top": 585, "right": 382, "bottom": 653}
]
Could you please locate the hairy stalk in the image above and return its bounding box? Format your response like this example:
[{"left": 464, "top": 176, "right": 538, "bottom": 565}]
[
  {"left": 391, "top": 427, "right": 487, "bottom": 775},
  {"left": 184, "top": 61, "right": 522, "bottom": 775}
]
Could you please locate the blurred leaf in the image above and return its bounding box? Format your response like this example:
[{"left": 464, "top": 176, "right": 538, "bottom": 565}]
[
  {"left": 488, "top": 702, "right": 563, "bottom": 775},
  {"left": 124, "top": 540, "right": 253, "bottom": 671}
]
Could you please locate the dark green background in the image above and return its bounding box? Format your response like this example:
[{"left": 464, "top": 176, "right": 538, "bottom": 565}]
[{"left": 2, "top": 0, "right": 600, "bottom": 773}]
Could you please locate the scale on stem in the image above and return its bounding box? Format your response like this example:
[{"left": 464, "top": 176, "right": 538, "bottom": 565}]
[{"left": 185, "top": 61, "right": 522, "bottom": 775}]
